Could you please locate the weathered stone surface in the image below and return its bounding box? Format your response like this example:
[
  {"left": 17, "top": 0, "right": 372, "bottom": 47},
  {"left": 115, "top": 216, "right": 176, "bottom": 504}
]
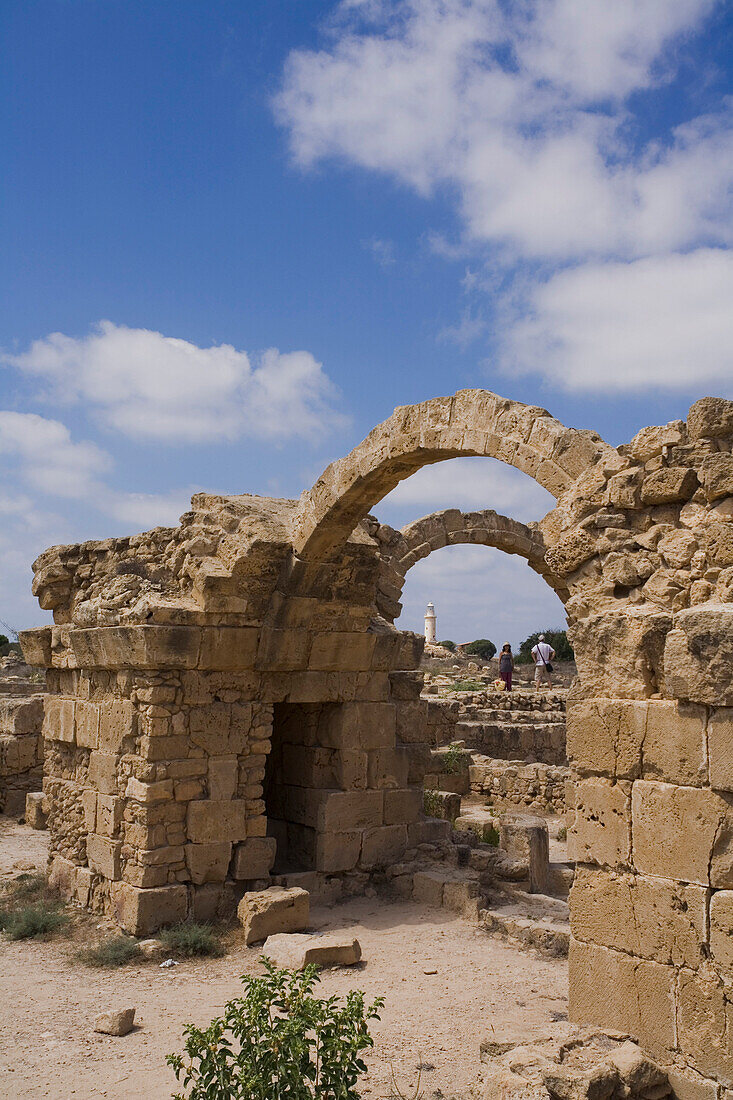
[
  {"left": 93, "top": 1007, "right": 136, "bottom": 1036},
  {"left": 570, "top": 866, "right": 707, "bottom": 968},
  {"left": 231, "top": 837, "right": 277, "bottom": 880},
  {"left": 709, "top": 891, "right": 733, "bottom": 984},
  {"left": 262, "top": 932, "right": 361, "bottom": 970},
  {"left": 632, "top": 780, "right": 733, "bottom": 886},
  {"left": 676, "top": 964, "right": 733, "bottom": 1085},
  {"left": 664, "top": 605, "right": 733, "bottom": 706},
  {"left": 25, "top": 791, "right": 47, "bottom": 829},
  {"left": 109, "top": 882, "right": 188, "bottom": 935},
  {"left": 640, "top": 467, "right": 698, "bottom": 505},
  {"left": 688, "top": 397, "right": 733, "bottom": 441},
  {"left": 237, "top": 886, "right": 310, "bottom": 946},
  {"left": 568, "top": 940, "right": 676, "bottom": 1060},
  {"left": 187, "top": 800, "right": 249, "bottom": 844},
  {"left": 568, "top": 779, "right": 632, "bottom": 869},
  {"left": 185, "top": 841, "right": 232, "bottom": 884},
  {"left": 701, "top": 454, "right": 733, "bottom": 502}
]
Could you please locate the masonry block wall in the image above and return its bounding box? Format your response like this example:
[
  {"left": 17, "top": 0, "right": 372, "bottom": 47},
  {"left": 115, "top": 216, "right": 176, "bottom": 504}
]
[{"left": 20, "top": 389, "right": 733, "bottom": 1092}]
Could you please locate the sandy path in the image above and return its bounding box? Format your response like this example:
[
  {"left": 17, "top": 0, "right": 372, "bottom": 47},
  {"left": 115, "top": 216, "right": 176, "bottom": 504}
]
[{"left": 0, "top": 819, "right": 567, "bottom": 1100}]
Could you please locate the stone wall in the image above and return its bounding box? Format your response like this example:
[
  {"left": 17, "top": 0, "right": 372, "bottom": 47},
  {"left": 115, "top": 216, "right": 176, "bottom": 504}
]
[
  {"left": 20, "top": 389, "right": 733, "bottom": 1092},
  {"left": 469, "top": 756, "right": 569, "bottom": 814}
]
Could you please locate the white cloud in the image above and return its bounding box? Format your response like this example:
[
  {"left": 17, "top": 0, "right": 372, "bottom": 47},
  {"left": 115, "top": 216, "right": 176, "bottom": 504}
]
[
  {"left": 364, "top": 237, "right": 396, "bottom": 266},
  {"left": 397, "top": 543, "right": 565, "bottom": 648},
  {"left": 275, "top": 0, "right": 729, "bottom": 262},
  {"left": 437, "top": 309, "right": 487, "bottom": 348},
  {"left": 6, "top": 321, "right": 348, "bottom": 444},
  {"left": 104, "top": 488, "right": 195, "bottom": 529},
  {"left": 376, "top": 456, "right": 555, "bottom": 525},
  {"left": 501, "top": 248, "right": 733, "bottom": 393},
  {"left": 0, "top": 411, "right": 111, "bottom": 499}
]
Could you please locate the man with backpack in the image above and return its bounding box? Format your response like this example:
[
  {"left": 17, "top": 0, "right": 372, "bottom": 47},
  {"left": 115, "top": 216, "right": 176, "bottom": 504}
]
[{"left": 531, "top": 634, "right": 555, "bottom": 690}]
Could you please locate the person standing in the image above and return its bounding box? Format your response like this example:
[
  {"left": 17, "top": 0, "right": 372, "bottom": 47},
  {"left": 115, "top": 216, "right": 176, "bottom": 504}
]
[
  {"left": 531, "top": 634, "right": 555, "bottom": 690},
  {"left": 498, "top": 643, "right": 514, "bottom": 691}
]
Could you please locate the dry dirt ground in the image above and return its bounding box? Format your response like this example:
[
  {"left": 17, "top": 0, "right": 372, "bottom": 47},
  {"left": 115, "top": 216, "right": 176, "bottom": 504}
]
[{"left": 0, "top": 816, "right": 568, "bottom": 1100}]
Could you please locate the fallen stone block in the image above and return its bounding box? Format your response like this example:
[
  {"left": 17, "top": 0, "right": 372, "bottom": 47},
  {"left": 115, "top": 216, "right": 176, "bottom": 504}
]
[
  {"left": 238, "top": 886, "right": 309, "bottom": 946},
  {"left": 93, "top": 1007, "right": 136, "bottom": 1036},
  {"left": 24, "top": 791, "right": 47, "bottom": 829},
  {"left": 137, "top": 938, "right": 164, "bottom": 959},
  {"left": 607, "top": 1041, "right": 668, "bottom": 1094},
  {"left": 262, "top": 931, "right": 362, "bottom": 970}
]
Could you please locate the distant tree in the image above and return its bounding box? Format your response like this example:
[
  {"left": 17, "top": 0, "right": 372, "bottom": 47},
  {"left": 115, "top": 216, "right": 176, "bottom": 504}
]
[
  {"left": 463, "top": 638, "right": 496, "bottom": 660},
  {"left": 438, "top": 639, "right": 456, "bottom": 651},
  {"left": 517, "top": 629, "right": 574, "bottom": 664},
  {"left": 0, "top": 635, "right": 8, "bottom": 650}
]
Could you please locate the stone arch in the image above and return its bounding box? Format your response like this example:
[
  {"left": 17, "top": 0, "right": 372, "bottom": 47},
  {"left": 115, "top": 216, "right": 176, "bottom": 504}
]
[
  {"left": 373, "top": 508, "right": 567, "bottom": 623},
  {"left": 292, "top": 389, "right": 616, "bottom": 560}
]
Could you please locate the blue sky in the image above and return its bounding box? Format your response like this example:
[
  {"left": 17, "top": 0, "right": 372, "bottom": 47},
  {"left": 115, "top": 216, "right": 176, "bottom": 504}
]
[{"left": 1, "top": 0, "right": 731, "bottom": 645}]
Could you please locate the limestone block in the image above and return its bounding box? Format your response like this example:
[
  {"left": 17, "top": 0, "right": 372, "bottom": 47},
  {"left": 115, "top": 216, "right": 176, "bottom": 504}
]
[
  {"left": 86, "top": 834, "right": 122, "bottom": 880},
  {"left": 185, "top": 842, "right": 232, "bottom": 884},
  {"left": 688, "top": 396, "right": 733, "bottom": 441},
  {"left": 231, "top": 837, "right": 277, "bottom": 880},
  {"left": 334, "top": 750, "right": 368, "bottom": 790},
  {"left": 262, "top": 932, "right": 361, "bottom": 970},
  {"left": 71, "top": 625, "right": 201, "bottom": 670},
  {"left": 43, "top": 696, "right": 75, "bottom": 743},
  {"left": 125, "top": 777, "right": 174, "bottom": 805},
  {"left": 19, "top": 627, "right": 52, "bottom": 667},
  {"left": 710, "top": 709, "right": 733, "bottom": 793},
  {"left": 500, "top": 815, "right": 549, "bottom": 894},
  {"left": 389, "top": 671, "right": 424, "bottom": 701},
  {"left": 700, "top": 454, "right": 733, "bottom": 502},
  {"left": 237, "top": 886, "right": 310, "bottom": 946},
  {"left": 408, "top": 818, "right": 451, "bottom": 845},
  {"left": 643, "top": 700, "right": 707, "bottom": 786},
  {"left": 632, "top": 780, "right": 733, "bottom": 886},
  {"left": 314, "top": 830, "right": 361, "bottom": 873},
  {"left": 98, "top": 699, "right": 136, "bottom": 753},
  {"left": 359, "top": 824, "right": 408, "bottom": 869},
  {"left": 25, "top": 791, "right": 47, "bottom": 829},
  {"left": 308, "top": 633, "right": 376, "bottom": 672},
  {"left": 568, "top": 939, "right": 675, "bottom": 1061},
  {"left": 566, "top": 698, "right": 646, "bottom": 780},
  {"left": 570, "top": 865, "right": 707, "bottom": 969},
  {"left": 412, "top": 871, "right": 446, "bottom": 907},
  {"left": 383, "top": 788, "right": 422, "bottom": 825},
  {"left": 443, "top": 879, "right": 480, "bottom": 917},
  {"left": 48, "top": 854, "right": 77, "bottom": 896},
  {"left": 190, "top": 704, "right": 238, "bottom": 755},
  {"left": 207, "top": 756, "right": 237, "bottom": 801},
  {"left": 710, "top": 891, "right": 733, "bottom": 985},
  {"left": 666, "top": 1068, "right": 719, "bottom": 1100},
  {"left": 94, "top": 1007, "right": 135, "bottom": 1036},
  {"left": 187, "top": 800, "right": 249, "bottom": 844},
  {"left": 366, "top": 747, "right": 409, "bottom": 789},
  {"left": 570, "top": 610, "right": 670, "bottom": 700},
  {"left": 676, "top": 964, "right": 733, "bottom": 1085},
  {"left": 545, "top": 531, "right": 597, "bottom": 577},
  {"left": 198, "top": 626, "right": 259, "bottom": 670},
  {"left": 664, "top": 605, "right": 733, "bottom": 706},
  {"left": 96, "top": 794, "right": 124, "bottom": 837},
  {"left": 394, "top": 700, "right": 431, "bottom": 744},
  {"left": 74, "top": 701, "right": 100, "bottom": 749},
  {"left": 701, "top": 523, "right": 733, "bottom": 567},
  {"left": 629, "top": 422, "right": 685, "bottom": 461},
  {"left": 641, "top": 467, "right": 698, "bottom": 505},
  {"left": 323, "top": 702, "right": 397, "bottom": 751},
  {"left": 316, "top": 789, "right": 384, "bottom": 832},
  {"left": 568, "top": 779, "right": 632, "bottom": 869},
  {"left": 110, "top": 881, "right": 188, "bottom": 935},
  {"left": 88, "top": 752, "right": 120, "bottom": 796}
]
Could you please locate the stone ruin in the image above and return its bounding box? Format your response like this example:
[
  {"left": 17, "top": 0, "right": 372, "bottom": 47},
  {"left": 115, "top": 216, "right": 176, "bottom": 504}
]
[
  {"left": 0, "top": 651, "right": 44, "bottom": 817},
  {"left": 18, "top": 389, "right": 733, "bottom": 1096}
]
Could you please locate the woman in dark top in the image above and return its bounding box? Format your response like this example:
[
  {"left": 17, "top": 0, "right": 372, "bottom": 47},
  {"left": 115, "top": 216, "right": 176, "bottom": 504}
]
[{"left": 499, "top": 642, "right": 514, "bottom": 691}]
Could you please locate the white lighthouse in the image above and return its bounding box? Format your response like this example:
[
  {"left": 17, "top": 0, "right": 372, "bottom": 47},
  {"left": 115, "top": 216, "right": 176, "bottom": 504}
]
[{"left": 424, "top": 602, "right": 437, "bottom": 644}]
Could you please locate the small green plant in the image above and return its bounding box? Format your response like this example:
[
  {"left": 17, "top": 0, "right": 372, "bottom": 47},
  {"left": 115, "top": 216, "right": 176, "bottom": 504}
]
[
  {"left": 423, "top": 788, "right": 443, "bottom": 818},
  {"left": 0, "top": 873, "right": 69, "bottom": 941},
  {"left": 0, "top": 901, "right": 68, "bottom": 940},
  {"left": 168, "top": 958, "right": 383, "bottom": 1099},
  {"left": 443, "top": 745, "right": 466, "bottom": 774},
  {"left": 557, "top": 825, "right": 567, "bottom": 842},
  {"left": 482, "top": 824, "right": 500, "bottom": 847},
  {"left": 161, "top": 922, "right": 224, "bottom": 959},
  {"left": 78, "top": 935, "right": 142, "bottom": 967},
  {"left": 451, "top": 679, "right": 484, "bottom": 692}
]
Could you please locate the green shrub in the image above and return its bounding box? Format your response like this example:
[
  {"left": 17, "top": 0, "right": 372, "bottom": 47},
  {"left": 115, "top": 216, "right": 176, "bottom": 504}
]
[
  {"left": 451, "top": 679, "right": 484, "bottom": 692},
  {"left": 438, "top": 639, "right": 456, "bottom": 651},
  {"left": 482, "top": 824, "right": 500, "bottom": 847},
  {"left": 167, "top": 959, "right": 383, "bottom": 1099},
  {"left": 161, "top": 922, "right": 224, "bottom": 958},
  {"left": 423, "top": 788, "right": 443, "bottom": 818},
  {"left": 443, "top": 745, "right": 467, "bottom": 774},
  {"left": 463, "top": 638, "right": 496, "bottom": 660},
  {"left": 0, "top": 901, "right": 68, "bottom": 940},
  {"left": 79, "top": 935, "right": 142, "bottom": 967}
]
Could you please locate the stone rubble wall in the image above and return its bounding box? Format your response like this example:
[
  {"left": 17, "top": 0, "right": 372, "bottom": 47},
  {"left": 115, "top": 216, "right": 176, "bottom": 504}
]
[
  {"left": 469, "top": 756, "right": 569, "bottom": 814},
  {"left": 0, "top": 694, "right": 44, "bottom": 816}
]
